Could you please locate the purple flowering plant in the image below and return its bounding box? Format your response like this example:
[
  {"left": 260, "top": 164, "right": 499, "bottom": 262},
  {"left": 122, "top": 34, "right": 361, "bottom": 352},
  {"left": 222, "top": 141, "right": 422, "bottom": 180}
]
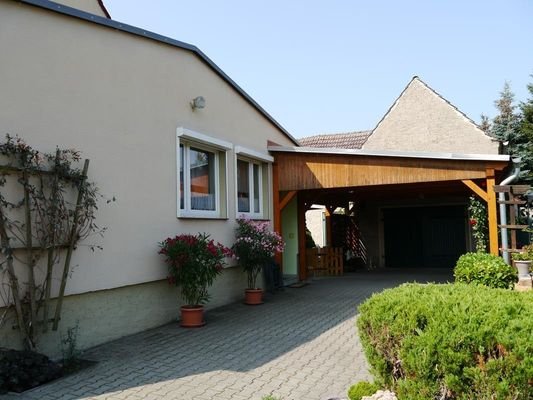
[{"left": 232, "top": 218, "right": 284, "bottom": 289}]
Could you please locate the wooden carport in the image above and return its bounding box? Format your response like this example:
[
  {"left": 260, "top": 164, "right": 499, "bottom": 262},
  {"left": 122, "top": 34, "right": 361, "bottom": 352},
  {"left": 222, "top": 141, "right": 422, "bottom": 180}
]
[{"left": 270, "top": 146, "right": 510, "bottom": 280}]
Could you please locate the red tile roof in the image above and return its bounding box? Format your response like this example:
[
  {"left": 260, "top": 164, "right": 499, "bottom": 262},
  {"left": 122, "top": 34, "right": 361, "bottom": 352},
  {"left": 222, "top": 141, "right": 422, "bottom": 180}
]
[{"left": 298, "top": 130, "right": 372, "bottom": 149}]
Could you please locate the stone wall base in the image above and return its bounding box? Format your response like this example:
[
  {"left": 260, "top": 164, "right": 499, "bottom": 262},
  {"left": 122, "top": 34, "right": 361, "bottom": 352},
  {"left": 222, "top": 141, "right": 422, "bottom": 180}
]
[{"left": 0, "top": 267, "right": 246, "bottom": 359}]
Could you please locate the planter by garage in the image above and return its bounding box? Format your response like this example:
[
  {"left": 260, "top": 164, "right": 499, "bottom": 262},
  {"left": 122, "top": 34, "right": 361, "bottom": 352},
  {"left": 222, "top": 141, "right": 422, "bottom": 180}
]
[
  {"left": 244, "top": 289, "right": 264, "bottom": 305},
  {"left": 512, "top": 246, "right": 533, "bottom": 280}
]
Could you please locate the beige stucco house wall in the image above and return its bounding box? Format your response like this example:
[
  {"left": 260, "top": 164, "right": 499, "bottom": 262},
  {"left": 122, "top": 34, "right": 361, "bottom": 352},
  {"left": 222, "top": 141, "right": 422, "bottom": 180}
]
[
  {"left": 363, "top": 77, "right": 499, "bottom": 154},
  {"left": 0, "top": 0, "right": 296, "bottom": 357},
  {"left": 53, "top": 0, "right": 109, "bottom": 17}
]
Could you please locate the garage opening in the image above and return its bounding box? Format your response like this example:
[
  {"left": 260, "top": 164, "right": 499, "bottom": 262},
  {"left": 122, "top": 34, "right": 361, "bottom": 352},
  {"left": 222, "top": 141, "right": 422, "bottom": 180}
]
[{"left": 383, "top": 205, "right": 467, "bottom": 268}]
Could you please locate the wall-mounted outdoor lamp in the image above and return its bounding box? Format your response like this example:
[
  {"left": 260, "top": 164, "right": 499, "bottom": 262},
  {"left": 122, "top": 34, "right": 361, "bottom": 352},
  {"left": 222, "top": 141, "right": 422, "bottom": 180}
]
[{"left": 191, "top": 96, "right": 206, "bottom": 111}]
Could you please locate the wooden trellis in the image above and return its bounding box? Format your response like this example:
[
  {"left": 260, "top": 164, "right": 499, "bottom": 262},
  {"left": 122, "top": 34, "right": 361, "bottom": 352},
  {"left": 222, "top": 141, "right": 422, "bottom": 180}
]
[
  {"left": 0, "top": 140, "right": 92, "bottom": 350},
  {"left": 495, "top": 185, "right": 532, "bottom": 255}
]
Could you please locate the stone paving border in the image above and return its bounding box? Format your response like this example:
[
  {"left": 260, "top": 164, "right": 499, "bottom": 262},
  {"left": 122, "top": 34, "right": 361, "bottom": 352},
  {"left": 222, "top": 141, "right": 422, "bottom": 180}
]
[{"left": 3, "top": 269, "right": 452, "bottom": 400}]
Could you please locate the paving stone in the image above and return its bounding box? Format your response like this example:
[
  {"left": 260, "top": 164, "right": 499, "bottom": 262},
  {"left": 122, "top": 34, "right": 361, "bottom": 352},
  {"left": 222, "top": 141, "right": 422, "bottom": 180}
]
[{"left": 1, "top": 270, "right": 450, "bottom": 400}]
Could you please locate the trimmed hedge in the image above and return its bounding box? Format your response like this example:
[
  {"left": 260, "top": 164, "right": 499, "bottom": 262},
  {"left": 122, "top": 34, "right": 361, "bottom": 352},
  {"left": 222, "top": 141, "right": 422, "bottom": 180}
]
[
  {"left": 357, "top": 283, "right": 532, "bottom": 399},
  {"left": 348, "top": 381, "right": 379, "bottom": 400},
  {"left": 454, "top": 252, "right": 517, "bottom": 289}
]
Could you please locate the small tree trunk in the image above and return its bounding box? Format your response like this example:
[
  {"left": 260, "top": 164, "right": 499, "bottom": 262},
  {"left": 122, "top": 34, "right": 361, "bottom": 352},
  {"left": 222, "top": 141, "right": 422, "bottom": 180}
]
[
  {"left": 43, "top": 150, "right": 60, "bottom": 333},
  {"left": 247, "top": 270, "right": 254, "bottom": 289},
  {"left": 23, "top": 171, "right": 37, "bottom": 342},
  {"left": 0, "top": 202, "right": 33, "bottom": 350},
  {"left": 52, "top": 159, "right": 89, "bottom": 331}
]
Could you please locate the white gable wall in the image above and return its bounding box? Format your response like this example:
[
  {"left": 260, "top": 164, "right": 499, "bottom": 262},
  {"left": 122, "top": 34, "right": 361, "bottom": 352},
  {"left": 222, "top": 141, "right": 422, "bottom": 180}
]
[{"left": 363, "top": 78, "right": 499, "bottom": 154}]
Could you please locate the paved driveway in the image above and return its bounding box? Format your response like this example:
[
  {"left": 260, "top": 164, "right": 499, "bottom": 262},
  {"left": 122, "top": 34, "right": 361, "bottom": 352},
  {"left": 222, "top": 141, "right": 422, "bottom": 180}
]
[{"left": 4, "top": 269, "right": 452, "bottom": 400}]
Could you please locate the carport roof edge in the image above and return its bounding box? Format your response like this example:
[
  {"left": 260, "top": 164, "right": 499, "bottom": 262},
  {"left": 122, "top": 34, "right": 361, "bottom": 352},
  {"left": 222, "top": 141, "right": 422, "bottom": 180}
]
[{"left": 268, "top": 145, "right": 510, "bottom": 163}]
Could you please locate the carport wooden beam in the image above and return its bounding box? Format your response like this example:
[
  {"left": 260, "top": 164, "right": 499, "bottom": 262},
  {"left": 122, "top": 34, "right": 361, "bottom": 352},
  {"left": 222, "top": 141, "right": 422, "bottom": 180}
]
[
  {"left": 279, "top": 191, "right": 297, "bottom": 210},
  {"left": 270, "top": 149, "right": 508, "bottom": 191},
  {"left": 461, "top": 179, "right": 488, "bottom": 202},
  {"left": 461, "top": 170, "right": 498, "bottom": 255}
]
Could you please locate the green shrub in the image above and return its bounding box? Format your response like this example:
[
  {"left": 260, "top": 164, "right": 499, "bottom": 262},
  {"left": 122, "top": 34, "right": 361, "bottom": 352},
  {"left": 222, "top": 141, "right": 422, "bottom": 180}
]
[
  {"left": 348, "top": 381, "right": 379, "bottom": 400},
  {"left": 454, "top": 252, "right": 517, "bottom": 289},
  {"left": 357, "top": 283, "right": 533, "bottom": 400},
  {"left": 512, "top": 244, "right": 533, "bottom": 261}
]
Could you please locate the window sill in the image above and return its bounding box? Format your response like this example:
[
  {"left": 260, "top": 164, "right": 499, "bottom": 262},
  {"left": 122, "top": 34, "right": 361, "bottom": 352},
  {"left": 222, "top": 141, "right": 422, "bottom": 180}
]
[
  {"left": 177, "top": 213, "right": 228, "bottom": 220},
  {"left": 237, "top": 214, "right": 268, "bottom": 221},
  {"left": 237, "top": 212, "right": 270, "bottom": 221},
  {"left": 222, "top": 263, "right": 240, "bottom": 270}
]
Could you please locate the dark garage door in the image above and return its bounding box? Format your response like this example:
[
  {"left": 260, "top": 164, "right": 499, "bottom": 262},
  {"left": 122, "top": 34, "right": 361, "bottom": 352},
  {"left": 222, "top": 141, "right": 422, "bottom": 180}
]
[{"left": 383, "top": 205, "right": 467, "bottom": 268}]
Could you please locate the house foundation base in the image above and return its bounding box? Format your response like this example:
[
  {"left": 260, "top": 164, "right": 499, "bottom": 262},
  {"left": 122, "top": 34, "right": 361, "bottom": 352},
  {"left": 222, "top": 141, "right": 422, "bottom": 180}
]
[{"left": 0, "top": 267, "right": 246, "bottom": 359}]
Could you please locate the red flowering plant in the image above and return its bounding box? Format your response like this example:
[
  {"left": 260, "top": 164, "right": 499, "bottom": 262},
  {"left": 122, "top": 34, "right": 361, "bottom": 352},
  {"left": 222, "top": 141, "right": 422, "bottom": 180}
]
[
  {"left": 232, "top": 218, "right": 285, "bottom": 289},
  {"left": 468, "top": 196, "right": 488, "bottom": 253},
  {"left": 158, "top": 233, "right": 232, "bottom": 306}
]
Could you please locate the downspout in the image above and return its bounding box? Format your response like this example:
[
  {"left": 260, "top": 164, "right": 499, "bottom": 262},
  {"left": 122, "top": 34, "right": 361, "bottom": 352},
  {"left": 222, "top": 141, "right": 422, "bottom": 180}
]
[{"left": 499, "top": 158, "right": 521, "bottom": 264}]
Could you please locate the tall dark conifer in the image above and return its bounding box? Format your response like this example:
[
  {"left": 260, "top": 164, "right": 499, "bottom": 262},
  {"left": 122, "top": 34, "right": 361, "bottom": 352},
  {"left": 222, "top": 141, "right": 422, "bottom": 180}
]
[
  {"left": 488, "top": 82, "right": 531, "bottom": 181},
  {"left": 518, "top": 77, "right": 533, "bottom": 180}
]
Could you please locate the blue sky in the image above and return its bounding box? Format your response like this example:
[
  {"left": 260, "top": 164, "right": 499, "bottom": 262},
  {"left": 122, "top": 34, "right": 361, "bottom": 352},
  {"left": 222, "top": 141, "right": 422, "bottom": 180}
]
[{"left": 105, "top": 0, "right": 533, "bottom": 139}]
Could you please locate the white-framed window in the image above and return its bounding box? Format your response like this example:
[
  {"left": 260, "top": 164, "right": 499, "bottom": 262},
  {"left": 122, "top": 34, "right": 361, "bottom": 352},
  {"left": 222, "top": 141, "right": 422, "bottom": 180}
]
[
  {"left": 177, "top": 127, "right": 231, "bottom": 218},
  {"left": 235, "top": 146, "right": 273, "bottom": 219},
  {"left": 237, "top": 158, "right": 262, "bottom": 216}
]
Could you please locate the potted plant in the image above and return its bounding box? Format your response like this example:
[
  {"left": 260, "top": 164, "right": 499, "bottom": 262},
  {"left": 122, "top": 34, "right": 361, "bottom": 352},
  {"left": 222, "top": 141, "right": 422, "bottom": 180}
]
[
  {"left": 233, "top": 218, "right": 284, "bottom": 305},
  {"left": 158, "top": 233, "right": 232, "bottom": 327},
  {"left": 512, "top": 244, "right": 533, "bottom": 279}
]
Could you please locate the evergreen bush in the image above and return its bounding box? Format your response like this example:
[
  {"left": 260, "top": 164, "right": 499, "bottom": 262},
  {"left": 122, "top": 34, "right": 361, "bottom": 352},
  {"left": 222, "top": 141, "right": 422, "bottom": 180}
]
[
  {"left": 357, "top": 283, "right": 532, "bottom": 400},
  {"left": 347, "top": 381, "right": 379, "bottom": 400},
  {"left": 454, "top": 252, "right": 517, "bottom": 289}
]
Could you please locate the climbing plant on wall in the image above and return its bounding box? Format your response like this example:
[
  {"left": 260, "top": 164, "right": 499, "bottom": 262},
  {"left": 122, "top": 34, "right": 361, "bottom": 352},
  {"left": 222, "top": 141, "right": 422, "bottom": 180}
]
[
  {"left": 0, "top": 135, "right": 108, "bottom": 350},
  {"left": 468, "top": 196, "right": 488, "bottom": 253}
]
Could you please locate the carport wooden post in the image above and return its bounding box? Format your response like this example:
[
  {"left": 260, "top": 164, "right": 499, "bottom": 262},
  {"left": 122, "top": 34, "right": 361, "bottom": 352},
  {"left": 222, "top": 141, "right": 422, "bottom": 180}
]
[
  {"left": 461, "top": 168, "right": 498, "bottom": 255},
  {"left": 486, "top": 169, "right": 498, "bottom": 255},
  {"left": 324, "top": 206, "right": 332, "bottom": 246},
  {"left": 273, "top": 162, "right": 282, "bottom": 267},
  {"left": 297, "top": 193, "right": 307, "bottom": 281},
  {"left": 273, "top": 161, "right": 297, "bottom": 271}
]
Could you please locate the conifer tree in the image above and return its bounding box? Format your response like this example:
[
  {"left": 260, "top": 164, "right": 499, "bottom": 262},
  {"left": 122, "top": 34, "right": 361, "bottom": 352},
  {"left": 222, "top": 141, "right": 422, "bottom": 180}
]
[
  {"left": 489, "top": 82, "right": 531, "bottom": 181},
  {"left": 490, "top": 82, "right": 521, "bottom": 142},
  {"left": 479, "top": 114, "right": 491, "bottom": 134},
  {"left": 517, "top": 78, "right": 533, "bottom": 181},
  {"left": 519, "top": 77, "right": 533, "bottom": 155}
]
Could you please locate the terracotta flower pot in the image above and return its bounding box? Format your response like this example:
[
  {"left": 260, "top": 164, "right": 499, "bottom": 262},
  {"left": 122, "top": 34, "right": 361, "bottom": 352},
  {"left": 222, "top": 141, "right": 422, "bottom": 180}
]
[
  {"left": 180, "top": 305, "right": 205, "bottom": 327},
  {"left": 244, "top": 288, "right": 264, "bottom": 305}
]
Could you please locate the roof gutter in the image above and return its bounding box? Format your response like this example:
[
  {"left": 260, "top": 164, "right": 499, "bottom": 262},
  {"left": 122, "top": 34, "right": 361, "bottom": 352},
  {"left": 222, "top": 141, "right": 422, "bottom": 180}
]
[{"left": 268, "top": 145, "right": 511, "bottom": 162}]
